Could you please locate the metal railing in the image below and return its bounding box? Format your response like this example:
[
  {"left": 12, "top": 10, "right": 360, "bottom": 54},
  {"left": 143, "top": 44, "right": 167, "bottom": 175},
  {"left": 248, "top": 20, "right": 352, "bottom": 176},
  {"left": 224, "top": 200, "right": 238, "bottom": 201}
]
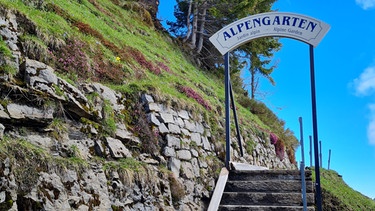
[
  {"left": 299, "top": 117, "right": 308, "bottom": 211},
  {"left": 224, "top": 53, "right": 245, "bottom": 169}
]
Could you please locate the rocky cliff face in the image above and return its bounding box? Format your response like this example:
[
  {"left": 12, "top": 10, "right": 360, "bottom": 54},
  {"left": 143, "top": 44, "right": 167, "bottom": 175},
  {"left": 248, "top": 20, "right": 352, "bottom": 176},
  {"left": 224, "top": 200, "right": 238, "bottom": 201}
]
[{"left": 0, "top": 8, "right": 296, "bottom": 211}]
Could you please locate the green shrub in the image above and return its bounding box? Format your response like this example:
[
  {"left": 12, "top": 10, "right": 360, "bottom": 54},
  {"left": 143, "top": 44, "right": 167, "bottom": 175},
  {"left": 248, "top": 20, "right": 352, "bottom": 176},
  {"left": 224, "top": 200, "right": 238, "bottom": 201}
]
[{"left": 239, "top": 98, "right": 298, "bottom": 163}]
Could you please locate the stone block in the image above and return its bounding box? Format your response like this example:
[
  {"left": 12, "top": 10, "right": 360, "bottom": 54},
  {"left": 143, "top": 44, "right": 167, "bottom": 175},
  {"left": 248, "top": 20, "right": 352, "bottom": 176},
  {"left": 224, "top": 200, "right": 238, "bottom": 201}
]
[
  {"left": 23, "top": 58, "right": 58, "bottom": 87},
  {"left": 158, "top": 123, "right": 169, "bottom": 134},
  {"left": 147, "top": 113, "right": 160, "bottom": 126},
  {"left": 163, "top": 147, "right": 176, "bottom": 157},
  {"left": 180, "top": 161, "right": 199, "bottom": 179},
  {"left": 106, "top": 137, "right": 132, "bottom": 158},
  {"left": 191, "top": 158, "right": 200, "bottom": 177},
  {"left": 0, "top": 105, "right": 10, "bottom": 119},
  {"left": 181, "top": 128, "right": 191, "bottom": 136},
  {"left": 160, "top": 112, "right": 174, "bottom": 123},
  {"left": 167, "top": 123, "right": 181, "bottom": 134},
  {"left": 145, "top": 102, "right": 161, "bottom": 112},
  {"left": 191, "top": 149, "right": 199, "bottom": 157},
  {"left": 176, "top": 117, "right": 185, "bottom": 127},
  {"left": 202, "top": 136, "right": 211, "bottom": 151},
  {"left": 166, "top": 134, "right": 181, "bottom": 149},
  {"left": 141, "top": 94, "right": 154, "bottom": 103},
  {"left": 168, "top": 157, "right": 181, "bottom": 177},
  {"left": 178, "top": 110, "right": 190, "bottom": 120},
  {"left": 184, "top": 120, "right": 196, "bottom": 132},
  {"left": 91, "top": 83, "right": 124, "bottom": 112},
  {"left": 190, "top": 133, "right": 202, "bottom": 146},
  {"left": 195, "top": 122, "right": 204, "bottom": 134},
  {"left": 115, "top": 123, "right": 141, "bottom": 145},
  {"left": 0, "top": 123, "right": 4, "bottom": 139},
  {"left": 7, "top": 103, "right": 53, "bottom": 125},
  {"left": 180, "top": 161, "right": 194, "bottom": 179},
  {"left": 0, "top": 191, "right": 5, "bottom": 204},
  {"left": 176, "top": 150, "right": 192, "bottom": 161}
]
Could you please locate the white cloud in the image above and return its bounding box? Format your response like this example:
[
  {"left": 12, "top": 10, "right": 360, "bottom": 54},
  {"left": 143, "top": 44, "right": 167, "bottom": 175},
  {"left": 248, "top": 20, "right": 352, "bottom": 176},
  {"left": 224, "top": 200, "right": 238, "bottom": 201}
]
[
  {"left": 352, "top": 66, "right": 375, "bottom": 146},
  {"left": 352, "top": 66, "right": 375, "bottom": 96},
  {"left": 367, "top": 104, "right": 375, "bottom": 145},
  {"left": 356, "top": 0, "right": 375, "bottom": 9}
]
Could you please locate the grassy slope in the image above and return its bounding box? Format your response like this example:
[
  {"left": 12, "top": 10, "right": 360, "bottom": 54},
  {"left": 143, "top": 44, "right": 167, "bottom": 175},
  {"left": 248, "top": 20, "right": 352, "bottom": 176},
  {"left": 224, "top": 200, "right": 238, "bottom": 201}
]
[
  {"left": 0, "top": 0, "right": 267, "bottom": 147},
  {"left": 312, "top": 168, "right": 375, "bottom": 210}
]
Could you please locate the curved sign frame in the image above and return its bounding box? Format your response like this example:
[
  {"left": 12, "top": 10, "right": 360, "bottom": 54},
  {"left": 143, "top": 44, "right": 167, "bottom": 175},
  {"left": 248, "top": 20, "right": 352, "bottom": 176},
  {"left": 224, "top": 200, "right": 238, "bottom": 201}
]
[{"left": 209, "top": 12, "right": 330, "bottom": 55}]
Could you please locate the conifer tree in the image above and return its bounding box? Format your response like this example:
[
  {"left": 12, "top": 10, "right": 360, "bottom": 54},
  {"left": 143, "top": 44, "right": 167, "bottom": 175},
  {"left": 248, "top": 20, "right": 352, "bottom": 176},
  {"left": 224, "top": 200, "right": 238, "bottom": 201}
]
[{"left": 168, "top": 0, "right": 281, "bottom": 99}]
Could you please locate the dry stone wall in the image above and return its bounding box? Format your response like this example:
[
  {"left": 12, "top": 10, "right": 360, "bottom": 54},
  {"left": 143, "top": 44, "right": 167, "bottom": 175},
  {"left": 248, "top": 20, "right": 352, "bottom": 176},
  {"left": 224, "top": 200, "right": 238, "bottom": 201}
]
[
  {"left": 0, "top": 8, "right": 296, "bottom": 210},
  {"left": 141, "top": 93, "right": 296, "bottom": 171}
]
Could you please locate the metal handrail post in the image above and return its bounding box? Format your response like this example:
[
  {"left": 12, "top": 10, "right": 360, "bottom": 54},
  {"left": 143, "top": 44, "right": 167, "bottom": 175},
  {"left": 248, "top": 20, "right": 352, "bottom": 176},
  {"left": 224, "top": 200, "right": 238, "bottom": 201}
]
[
  {"left": 300, "top": 162, "right": 307, "bottom": 211},
  {"left": 309, "top": 135, "right": 312, "bottom": 167},
  {"left": 299, "top": 117, "right": 307, "bottom": 211},
  {"left": 328, "top": 149, "right": 331, "bottom": 170},
  {"left": 230, "top": 82, "right": 243, "bottom": 157},
  {"left": 319, "top": 140, "right": 322, "bottom": 168},
  {"left": 224, "top": 52, "right": 231, "bottom": 169},
  {"left": 309, "top": 45, "right": 322, "bottom": 211}
]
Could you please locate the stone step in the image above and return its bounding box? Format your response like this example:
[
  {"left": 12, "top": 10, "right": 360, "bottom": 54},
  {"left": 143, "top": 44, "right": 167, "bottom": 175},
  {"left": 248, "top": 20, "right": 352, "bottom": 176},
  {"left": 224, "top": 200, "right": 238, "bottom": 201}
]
[
  {"left": 220, "top": 192, "right": 315, "bottom": 206},
  {"left": 225, "top": 180, "right": 314, "bottom": 193},
  {"left": 228, "top": 170, "right": 312, "bottom": 181},
  {"left": 219, "top": 205, "right": 315, "bottom": 211}
]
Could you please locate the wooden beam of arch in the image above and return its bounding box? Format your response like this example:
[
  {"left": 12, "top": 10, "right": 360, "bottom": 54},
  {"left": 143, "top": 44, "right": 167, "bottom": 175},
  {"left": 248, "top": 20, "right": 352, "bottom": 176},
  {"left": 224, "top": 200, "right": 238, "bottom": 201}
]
[{"left": 209, "top": 12, "right": 330, "bottom": 55}]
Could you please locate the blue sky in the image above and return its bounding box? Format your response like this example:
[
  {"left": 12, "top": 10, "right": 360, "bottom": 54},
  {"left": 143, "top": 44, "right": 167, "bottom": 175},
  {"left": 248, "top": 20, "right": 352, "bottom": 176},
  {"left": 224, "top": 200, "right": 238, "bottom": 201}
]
[{"left": 158, "top": 0, "right": 375, "bottom": 199}]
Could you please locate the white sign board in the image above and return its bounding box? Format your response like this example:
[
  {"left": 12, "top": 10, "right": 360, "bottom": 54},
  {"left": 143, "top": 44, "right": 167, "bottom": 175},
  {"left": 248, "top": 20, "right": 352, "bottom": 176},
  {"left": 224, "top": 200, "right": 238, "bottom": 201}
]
[{"left": 209, "top": 12, "right": 330, "bottom": 55}]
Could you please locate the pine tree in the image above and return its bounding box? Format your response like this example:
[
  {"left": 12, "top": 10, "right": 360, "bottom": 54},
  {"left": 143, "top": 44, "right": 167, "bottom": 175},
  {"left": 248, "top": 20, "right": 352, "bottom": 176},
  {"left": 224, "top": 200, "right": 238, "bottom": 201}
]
[{"left": 168, "top": 0, "right": 281, "bottom": 99}]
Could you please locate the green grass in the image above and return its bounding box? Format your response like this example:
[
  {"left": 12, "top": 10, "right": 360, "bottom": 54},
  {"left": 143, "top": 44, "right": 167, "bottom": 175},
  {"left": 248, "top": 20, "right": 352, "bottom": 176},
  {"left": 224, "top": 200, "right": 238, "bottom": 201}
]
[
  {"left": 0, "top": 37, "right": 12, "bottom": 57},
  {"left": 312, "top": 168, "right": 375, "bottom": 210},
  {"left": 0, "top": 0, "right": 297, "bottom": 159},
  {"left": 103, "top": 157, "right": 144, "bottom": 172},
  {"left": 0, "top": 37, "right": 18, "bottom": 75}
]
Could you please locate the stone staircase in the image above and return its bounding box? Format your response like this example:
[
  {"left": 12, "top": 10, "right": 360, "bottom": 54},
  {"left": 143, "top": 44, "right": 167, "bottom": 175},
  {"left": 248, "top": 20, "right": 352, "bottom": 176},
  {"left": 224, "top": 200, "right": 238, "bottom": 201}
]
[{"left": 218, "top": 169, "right": 315, "bottom": 211}]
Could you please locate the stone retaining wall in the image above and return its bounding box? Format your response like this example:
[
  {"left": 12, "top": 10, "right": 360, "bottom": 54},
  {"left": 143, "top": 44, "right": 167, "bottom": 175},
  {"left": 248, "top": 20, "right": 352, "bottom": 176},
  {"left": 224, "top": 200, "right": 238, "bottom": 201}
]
[{"left": 0, "top": 8, "right": 296, "bottom": 210}]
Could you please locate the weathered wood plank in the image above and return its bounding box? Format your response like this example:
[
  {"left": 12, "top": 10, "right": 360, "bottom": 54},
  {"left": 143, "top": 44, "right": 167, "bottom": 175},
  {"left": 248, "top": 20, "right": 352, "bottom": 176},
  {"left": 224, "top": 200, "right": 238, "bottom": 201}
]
[{"left": 208, "top": 167, "right": 229, "bottom": 211}]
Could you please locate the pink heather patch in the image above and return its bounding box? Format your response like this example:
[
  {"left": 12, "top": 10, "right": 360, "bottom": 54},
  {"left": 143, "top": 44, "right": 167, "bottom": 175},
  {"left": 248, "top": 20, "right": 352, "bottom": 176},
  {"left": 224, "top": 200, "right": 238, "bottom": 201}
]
[
  {"left": 270, "top": 132, "right": 284, "bottom": 160},
  {"left": 178, "top": 85, "right": 211, "bottom": 110},
  {"left": 157, "top": 61, "right": 173, "bottom": 73},
  {"left": 270, "top": 132, "right": 278, "bottom": 144},
  {"left": 275, "top": 140, "right": 285, "bottom": 160},
  {"left": 129, "top": 48, "right": 162, "bottom": 75}
]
